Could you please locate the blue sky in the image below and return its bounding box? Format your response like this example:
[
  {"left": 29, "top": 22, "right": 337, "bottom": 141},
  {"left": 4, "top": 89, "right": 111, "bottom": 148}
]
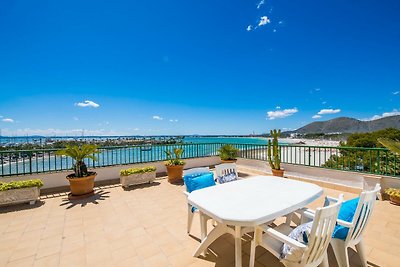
[{"left": 0, "top": 0, "right": 399, "bottom": 136}]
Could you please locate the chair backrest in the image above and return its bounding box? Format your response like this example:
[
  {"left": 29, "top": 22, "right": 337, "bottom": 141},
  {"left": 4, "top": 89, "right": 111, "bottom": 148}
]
[
  {"left": 183, "top": 167, "right": 210, "bottom": 177},
  {"left": 302, "top": 194, "right": 344, "bottom": 265},
  {"left": 345, "top": 184, "right": 381, "bottom": 243},
  {"left": 215, "top": 163, "right": 237, "bottom": 178}
]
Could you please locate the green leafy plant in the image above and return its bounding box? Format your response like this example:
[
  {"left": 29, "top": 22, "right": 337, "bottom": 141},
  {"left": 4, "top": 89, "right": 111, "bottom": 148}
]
[
  {"left": 218, "top": 144, "right": 239, "bottom": 161},
  {"left": 268, "top": 129, "right": 281, "bottom": 170},
  {"left": 0, "top": 179, "right": 43, "bottom": 191},
  {"left": 120, "top": 166, "right": 156, "bottom": 176},
  {"left": 56, "top": 144, "right": 100, "bottom": 178},
  {"left": 384, "top": 188, "right": 400, "bottom": 199},
  {"left": 164, "top": 148, "right": 185, "bottom": 166},
  {"left": 379, "top": 138, "right": 400, "bottom": 155}
]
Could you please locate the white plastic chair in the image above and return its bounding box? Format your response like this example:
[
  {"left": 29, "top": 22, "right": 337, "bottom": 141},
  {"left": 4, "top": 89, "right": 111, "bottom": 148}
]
[
  {"left": 183, "top": 167, "right": 213, "bottom": 235},
  {"left": 249, "top": 194, "right": 344, "bottom": 267},
  {"left": 215, "top": 163, "right": 238, "bottom": 182},
  {"left": 325, "top": 184, "right": 381, "bottom": 267}
]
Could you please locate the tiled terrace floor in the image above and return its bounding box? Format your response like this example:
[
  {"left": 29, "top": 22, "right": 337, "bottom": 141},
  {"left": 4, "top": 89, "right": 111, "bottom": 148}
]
[{"left": 1, "top": 170, "right": 400, "bottom": 267}]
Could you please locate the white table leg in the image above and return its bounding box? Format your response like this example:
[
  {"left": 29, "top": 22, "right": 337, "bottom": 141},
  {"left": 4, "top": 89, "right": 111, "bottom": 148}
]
[
  {"left": 194, "top": 224, "right": 230, "bottom": 257},
  {"left": 199, "top": 212, "right": 208, "bottom": 256},
  {"left": 234, "top": 226, "right": 242, "bottom": 267},
  {"left": 200, "top": 211, "right": 207, "bottom": 241}
]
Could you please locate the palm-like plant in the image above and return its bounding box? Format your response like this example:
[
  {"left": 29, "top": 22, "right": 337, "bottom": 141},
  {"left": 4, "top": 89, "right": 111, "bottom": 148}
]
[
  {"left": 164, "top": 147, "right": 185, "bottom": 166},
  {"left": 56, "top": 144, "right": 100, "bottom": 177},
  {"left": 378, "top": 138, "right": 400, "bottom": 155},
  {"left": 218, "top": 144, "right": 239, "bottom": 160}
]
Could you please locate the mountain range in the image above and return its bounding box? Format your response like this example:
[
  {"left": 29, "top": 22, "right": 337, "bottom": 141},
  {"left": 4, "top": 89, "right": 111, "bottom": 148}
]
[{"left": 295, "top": 115, "right": 400, "bottom": 134}]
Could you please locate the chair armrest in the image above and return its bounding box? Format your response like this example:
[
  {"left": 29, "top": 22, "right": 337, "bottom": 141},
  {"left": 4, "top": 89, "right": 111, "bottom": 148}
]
[
  {"left": 297, "top": 208, "right": 316, "bottom": 221},
  {"left": 337, "top": 219, "right": 353, "bottom": 228},
  {"left": 183, "top": 191, "right": 189, "bottom": 197},
  {"left": 303, "top": 209, "right": 316, "bottom": 221},
  {"left": 257, "top": 225, "right": 307, "bottom": 249}
]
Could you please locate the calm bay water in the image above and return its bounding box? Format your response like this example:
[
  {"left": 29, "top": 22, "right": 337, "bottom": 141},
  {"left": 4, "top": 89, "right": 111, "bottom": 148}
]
[{"left": 0, "top": 137, "right": 268, "bottom": 176}]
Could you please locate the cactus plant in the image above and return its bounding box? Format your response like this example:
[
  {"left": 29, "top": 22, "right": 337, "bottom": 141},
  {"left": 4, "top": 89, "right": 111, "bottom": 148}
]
[{"left": 267, "top": 129, "right": 281, "bottom": 170}]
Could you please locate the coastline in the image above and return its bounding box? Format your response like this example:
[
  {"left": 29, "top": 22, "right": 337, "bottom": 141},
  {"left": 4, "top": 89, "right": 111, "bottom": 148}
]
[{"left": 280, "top": 138, "right": 340, "bottom": 147}]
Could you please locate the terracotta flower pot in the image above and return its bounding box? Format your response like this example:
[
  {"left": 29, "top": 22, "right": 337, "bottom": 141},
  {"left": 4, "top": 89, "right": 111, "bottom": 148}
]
[
  {"left": 389, "top": 195, "right": 400, "bottom": 206},
  {"left": 67, "top": 172, "right": 97, "bottom": 196},
  {"left": 166, "top": 165, "right": 184, "bottom": 184},
  {"left": 271, "top": 169, "right": 285, "bottom": 177},
  {"left": 221, "top": 159, "right": 237, "bottom": 163}
]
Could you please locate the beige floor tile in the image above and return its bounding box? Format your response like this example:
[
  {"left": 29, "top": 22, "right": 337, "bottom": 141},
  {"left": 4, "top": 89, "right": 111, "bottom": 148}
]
[
  {"left": 6, "top": 255, "right": 35, "bottom": 267},
  {"left": 33, "top": 253, "right": 60, "bottom": 267},
  {"left": 9, "top": 246, "right": 38, "bottom": 262},
  {"left": 114, "top": 255, "right": 142, "bottom": 267},
  {"left": 111, "top": 245, "right": 137, "bottom": 263}
]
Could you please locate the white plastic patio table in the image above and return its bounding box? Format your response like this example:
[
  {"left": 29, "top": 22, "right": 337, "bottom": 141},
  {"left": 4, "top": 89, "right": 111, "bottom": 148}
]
[{"left": 187, "top": 175, "right": 323, "bottom": 267}]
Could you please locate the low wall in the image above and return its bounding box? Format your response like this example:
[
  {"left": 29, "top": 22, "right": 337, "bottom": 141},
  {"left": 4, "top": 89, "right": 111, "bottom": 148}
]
[
  {"left": 2, "top": 156, "right": 399, "bottom": 194},
  {"left": 0, "top": 156, "right": 222, "bottom": 194},
  {"left": 236, "top": 158, "right": 400, "bottom": 193}
]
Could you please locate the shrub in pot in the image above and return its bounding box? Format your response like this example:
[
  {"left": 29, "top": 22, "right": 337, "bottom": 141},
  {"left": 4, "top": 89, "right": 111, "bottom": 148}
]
[
  {"left": 120, "top": 166, "right": 156, "bottom": 188},
  {"left": 218, "top": 144, "right": 239, "bottom": 163},
  {"left": 268, "top": 129, "right": 284, "bottom": 177},
  {"left": 0, "top": 179, "right": 43, "bottom": 206},
  {"left": 56, "top": 144, "right": 100, "bottom": 198},
  {"left": 164, "top": 148, "right": 185, "bottom": 183},
  {"left": 384, "top": 188, "right": 400, "bottom": 205}
]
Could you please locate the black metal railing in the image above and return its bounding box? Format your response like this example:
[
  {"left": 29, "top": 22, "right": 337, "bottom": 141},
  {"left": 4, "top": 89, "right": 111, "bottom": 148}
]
[{"left": 0, "top": 143, "right": 398, "bottom": 178}]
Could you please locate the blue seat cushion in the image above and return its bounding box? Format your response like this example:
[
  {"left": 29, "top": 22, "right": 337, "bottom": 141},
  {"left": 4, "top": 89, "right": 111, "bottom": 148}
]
[
  {"left": 332, "top": 197, "right": 359, "bottom": 240},
  {"left": 184, "top": 172, "right": 215, "bottom": 193}
]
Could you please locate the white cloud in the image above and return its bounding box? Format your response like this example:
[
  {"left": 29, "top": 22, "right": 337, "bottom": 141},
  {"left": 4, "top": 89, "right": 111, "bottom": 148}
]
[
  {"left": 2, "top": 118, "right": 14, "bottom": 123},
  {"left": 273, "top": 29, "right": 277, "bottom": 32},
  {"left": 246, "top": 25, "right": 252, "bottom": 31},
  {"left": 169, "top": 119, "right": 178, "bottom": 122},
  {"left": 312, "top": 115, "right": 322, "bottom": 119},
  {"left": 152, "top": 115, "right": 163, "bottom": 120},
  {"left": 258, "top": 16, "right": 270, "bottom": 27},
  {"left": 267, "top": 107, "right": 298, "bottom": 120},
  {"left": 315, "top": 88, "right": 321, "bottom": 91},
  {"left": 276, "top": 106, "right": 281, "bottom": 109},
  {"left": 133, "top": 128, "right": 140, "bottom": 131},
  {"left": 73, "top": 116, "right": 79, "bottom": 121},
  {"left": 75, "top": 100, "right": 100, "bottom": 108},
  {"left": 257, "top": 0, "right": 265, "bottom": 9},
  {"left": 362, "top": 109, "right": 400, "bottom": 121},
  {"left": 322, "top": 101, "right": 327, "bottom": 105},
  {"left": 317, "top": 109, "right": 341, "bottom": 115},
  {"left": 0, "top": 115, "right": 3, "bottom": 118},
  {"left": 278, "top": 20, "right": 283, "bottom": 24},
  {"left": 393, "top": 91, "right": 400, "bottom": 95}
]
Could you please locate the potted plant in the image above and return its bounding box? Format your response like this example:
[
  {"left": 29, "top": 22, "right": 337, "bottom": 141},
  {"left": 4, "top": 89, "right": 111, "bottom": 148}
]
[
  {"left": 268, "top": 129, "right": 284, "bottom": 177},
  {"left": 164, "top": 147, "right": 185, "bottom": 183},
  {"left": 56, "top": 144, "right": 100, "bottom": 198},
  {"left": 384, "top": 188, "right": 400, "bottom": 205},
  {"left": 120, "top": 166, "right": 156, "bottom": 188},
  {"left": 0, "top": 179, "right": 43, "bottom": 206},
  {"left": 218, "top": 144, "right": 239, "bottom": 163}
]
